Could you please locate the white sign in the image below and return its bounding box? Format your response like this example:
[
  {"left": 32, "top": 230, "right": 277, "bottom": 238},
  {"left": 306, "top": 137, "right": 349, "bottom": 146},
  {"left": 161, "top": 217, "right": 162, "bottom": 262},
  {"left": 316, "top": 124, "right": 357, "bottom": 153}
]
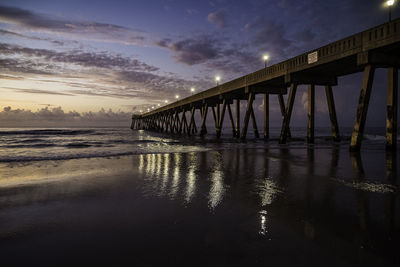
[{"left": 308, "top": 51, "right": 318, "bottom": 64}]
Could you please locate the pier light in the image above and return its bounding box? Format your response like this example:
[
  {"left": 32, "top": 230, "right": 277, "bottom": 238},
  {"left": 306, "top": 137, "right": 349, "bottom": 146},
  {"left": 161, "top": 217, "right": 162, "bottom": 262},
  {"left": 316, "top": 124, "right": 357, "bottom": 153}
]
[
  {"left": 190, "top": 87, "right": 195, "bottom": 95},
  {"left": 386, "top": 0, "right": 396, "bottom": 21},
  {"left": 215, "top": 75, "right": 221, "bottom": 85},
  {"left": 140, "top": 110, "right": 143, "bottom": 113},
  {"left": 175, "top": 95, "right": 180, "bottom": 99},
  {"left": 164, "top": 100, "right": 169, "bottom": 103},
  {"left": 157, "top": 103, "right": 160, "bottom": 107},
  {"left": 147, "top": 108, "right": 150, "bottom": 111},
  {"left": 152, "top": 106, "right": 155, "bottom": 109},
  {"left": 263, "top": 54, "right": 269, "bottom": 68}
]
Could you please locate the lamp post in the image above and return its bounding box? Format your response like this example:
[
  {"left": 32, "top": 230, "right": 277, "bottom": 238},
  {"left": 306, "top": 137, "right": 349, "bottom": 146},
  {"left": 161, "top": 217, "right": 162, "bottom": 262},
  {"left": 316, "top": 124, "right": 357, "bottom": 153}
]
[
  {"left": 387, "top": 0, "right": 395, "bottom": 22},
  {"left": 215, "top": 75, "right": 221, "bottom": 85},
  {"left": 175, "top": 95, "right": 180, "bottom": 99},
  {"left": 263, "top": 54, "right": 269, "bottom": 68},
  {"left": 164, "top": 100, "right": 169, "bottom": 104},
  {"left": 191, "top": 87, "right": 195, "bottom": 95}
]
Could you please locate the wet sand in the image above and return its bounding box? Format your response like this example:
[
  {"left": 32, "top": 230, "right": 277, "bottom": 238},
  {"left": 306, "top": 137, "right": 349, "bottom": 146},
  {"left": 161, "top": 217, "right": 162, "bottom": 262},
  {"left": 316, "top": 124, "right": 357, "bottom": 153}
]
[{"left": 0, "top": 146, "right": 399, "bottom": 266}]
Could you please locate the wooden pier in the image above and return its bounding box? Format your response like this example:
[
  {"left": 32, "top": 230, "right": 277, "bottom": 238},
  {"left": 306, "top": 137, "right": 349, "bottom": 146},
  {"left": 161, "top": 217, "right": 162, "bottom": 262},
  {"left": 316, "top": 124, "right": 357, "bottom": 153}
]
[{"left": 132, "top": 19, "right": 400, "bottom": 151}]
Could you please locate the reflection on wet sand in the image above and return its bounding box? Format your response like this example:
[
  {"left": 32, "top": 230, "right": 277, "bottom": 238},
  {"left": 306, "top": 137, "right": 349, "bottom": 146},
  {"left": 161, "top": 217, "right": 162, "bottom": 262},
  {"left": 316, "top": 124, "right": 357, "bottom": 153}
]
[
  {"left": 0, "top": 146, "right": 398, "bottom": 266},
  {"left": 133, "top": 147, "right": 398, "bottom": 266},
  {"left": 208, "top": 151, "right": 225, "bottom": 209}
]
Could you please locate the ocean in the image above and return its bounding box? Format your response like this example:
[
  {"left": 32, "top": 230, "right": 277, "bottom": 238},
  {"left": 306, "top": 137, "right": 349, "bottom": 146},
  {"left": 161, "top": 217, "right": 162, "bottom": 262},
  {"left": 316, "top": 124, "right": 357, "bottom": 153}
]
[
  {"left": 0, "top": 126, "right": 394, "bottom": 163},
  {"left": 0, "top": 127, "right": 399, "bottom": 266}
]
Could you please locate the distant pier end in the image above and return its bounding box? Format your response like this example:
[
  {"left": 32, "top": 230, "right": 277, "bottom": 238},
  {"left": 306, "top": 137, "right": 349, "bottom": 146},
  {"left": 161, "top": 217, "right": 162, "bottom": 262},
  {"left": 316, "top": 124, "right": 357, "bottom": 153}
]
[{"left": 132, "top": 18, "right": 400, "bottom": 151}]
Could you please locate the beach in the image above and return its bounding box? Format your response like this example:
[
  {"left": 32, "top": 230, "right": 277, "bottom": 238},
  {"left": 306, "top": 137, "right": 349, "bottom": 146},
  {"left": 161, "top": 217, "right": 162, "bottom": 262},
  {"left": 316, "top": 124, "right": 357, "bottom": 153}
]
[{"left": 0, "top": 128, "right": 398, "bottom": 266}]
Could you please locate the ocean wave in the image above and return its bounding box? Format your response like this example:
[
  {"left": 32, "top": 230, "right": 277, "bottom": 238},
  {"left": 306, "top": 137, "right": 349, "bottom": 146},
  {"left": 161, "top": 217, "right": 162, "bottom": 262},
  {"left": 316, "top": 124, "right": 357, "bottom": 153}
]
[
  {"left": 0, "top": 129, "right": 94, "bottom": 136},
  {"left": 1, "top": 143, "right": 56, "bottom": 149},
  {"left": 0, "top": 145, "right": 210, "bottom": 163}
]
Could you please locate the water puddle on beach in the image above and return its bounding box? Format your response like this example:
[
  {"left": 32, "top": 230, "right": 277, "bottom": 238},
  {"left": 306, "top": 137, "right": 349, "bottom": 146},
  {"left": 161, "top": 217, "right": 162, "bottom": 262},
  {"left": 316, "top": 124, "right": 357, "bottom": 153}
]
[{"left": 0, "top": 141, "right": 399, "bottom": 266}]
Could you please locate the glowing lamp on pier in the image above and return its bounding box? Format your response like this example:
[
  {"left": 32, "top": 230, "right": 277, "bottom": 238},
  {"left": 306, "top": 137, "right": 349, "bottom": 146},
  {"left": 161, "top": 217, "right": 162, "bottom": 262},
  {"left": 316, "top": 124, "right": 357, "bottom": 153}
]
[
  {"left": 386, "top": 0, "right": 396, "bottom": 22},
  {"left": 191, "top": 87, "right": 195, "bottom": 95},
  {"left": 164, "top": 100, "right": 169, "bottom": 103},
  {"left": 215, "top": 75, "right": 221, "bottom": 85},
  {"left": 140, "top": 110, "right": 143, "bottom": 113},
  {"left": 147, "top": 108, "right": 150, "bottom": 111},
  {"left": 175, "top": 95, "right": 180, "bottom": 99},
  {"left": 263, "top": 54, "right": 269, "bottom": 68},
  {"left": 157, "top": 104, "right": 160, "bottom": 107}
]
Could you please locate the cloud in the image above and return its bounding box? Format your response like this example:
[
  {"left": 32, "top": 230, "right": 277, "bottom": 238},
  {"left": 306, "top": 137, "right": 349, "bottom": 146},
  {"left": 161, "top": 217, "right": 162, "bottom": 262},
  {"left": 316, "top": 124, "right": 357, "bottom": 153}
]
[
  {"left": 207, "top": 11, "right": 228, "bottom": 28},
  {"left": 0, "top": 5, "right": 147, "bottom": 45},
  {"left": 0, "top": 29, "right": 66, "bottom": 46},
  {"left": 246, "top": 19, "right": 292, "bottom": 59},
  {"left": 0, "top": 42, "right": 210, "bottom": 101},
  {"left": 0, "top": 106, "right": 132, "bottom": 127},
  {"left": 2, "top": 87, "right": 73, "bottom": 96},
  {"left": 0, "top": 43, "right": 158, "bottom": 72},
  {"left": 156, "top": 35, "right": 221, "bottom": 65}
]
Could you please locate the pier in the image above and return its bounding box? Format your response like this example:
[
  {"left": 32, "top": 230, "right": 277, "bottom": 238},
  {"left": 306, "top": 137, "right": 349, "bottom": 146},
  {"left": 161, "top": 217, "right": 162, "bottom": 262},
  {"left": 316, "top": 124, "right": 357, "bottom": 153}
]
[{"left": 132, "top": 19, "right": 400, "bottom": 151}]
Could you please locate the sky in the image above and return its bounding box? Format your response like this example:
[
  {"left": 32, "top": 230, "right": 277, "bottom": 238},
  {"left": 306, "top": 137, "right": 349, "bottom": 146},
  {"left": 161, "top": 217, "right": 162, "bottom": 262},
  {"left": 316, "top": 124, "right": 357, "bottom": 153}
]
[{"left": 0, "top": 0, "right": 399, "bottom": 127}]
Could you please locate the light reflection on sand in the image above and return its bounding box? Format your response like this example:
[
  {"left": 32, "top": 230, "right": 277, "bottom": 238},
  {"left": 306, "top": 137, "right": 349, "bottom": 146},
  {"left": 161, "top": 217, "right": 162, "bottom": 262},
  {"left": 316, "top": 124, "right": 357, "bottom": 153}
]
[
  {"left": 208, "top": 152, "right": 226, "bottom": 210},
  {"left": 170, "top": 153, "right": 181, "bottom": 198},
  {"left": 259, "top": 178, "right": 283, "bottom": 206},
  {"left": 184, "top": 152, "right": 198, "bottom": 204}
]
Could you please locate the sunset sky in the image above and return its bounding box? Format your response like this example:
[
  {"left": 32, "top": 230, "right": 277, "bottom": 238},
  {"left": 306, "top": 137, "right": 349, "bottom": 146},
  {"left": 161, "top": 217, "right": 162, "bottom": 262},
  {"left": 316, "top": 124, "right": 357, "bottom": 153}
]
[{"left": 0, "top": 0, "right": 399, "bottom": 127}]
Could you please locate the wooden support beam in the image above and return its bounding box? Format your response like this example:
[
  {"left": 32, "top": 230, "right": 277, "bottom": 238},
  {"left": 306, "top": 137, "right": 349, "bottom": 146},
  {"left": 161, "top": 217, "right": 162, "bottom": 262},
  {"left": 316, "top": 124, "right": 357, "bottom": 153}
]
[
  {"left": 166, "top": 113, "right": 171, "bottom": 132},
  {"left": 235, "top": 99, "right": 240, "bottom": 138},
  {"left": 227, "top": 103, "right": 236, "bottom": 137},
  {"left": 307, "top": 84, "right": 315, "bottom": 143},
  {"left": 264, "top": 94, "right": 269, "bottom": 140},
  {"left": 240, "top": 92, "right": 255, "bottom": 139},
  {"left": 178, "top": 111, "right": 184, "bottom": 133},
  {"left": 250, "top": 107, "right": 260, "bottom": 138},
  {"left": 173, "top": 111, "right": 179, "bottom": 133},
  {"left": 386, "top": 67, "right": 398, "bottom": 150},
  {"left": 325, "top": 85, "right": 341, "bottom": 142},
  {"left": 192, "top": 110, "right": 198, "bottom": 134},
  {"left": 188, "top": 107, "right": 195, "bottom": 134},
  {"left": 216, "top": 99, "right": 227, "bottom": 139},
  {"left": 350, "top": 65, "right": 375, "bottom": 151},
  {"left": 217, "top": 103, "right": 220, "bottom": 127},
  {"left": 279, "top": 84, "right": 297, "bottom": 144},
  {"left": 200, "top": 103, "right": 208, "bottom": 136},
  {"left": 278, "top": 94, "right": 291, "bottom": 138},
  {"left": 211, "top": 107, "right": 218, "bottom": 133},
  {"left": 183, "top": 112, "right": 189, "bottom": 134}
]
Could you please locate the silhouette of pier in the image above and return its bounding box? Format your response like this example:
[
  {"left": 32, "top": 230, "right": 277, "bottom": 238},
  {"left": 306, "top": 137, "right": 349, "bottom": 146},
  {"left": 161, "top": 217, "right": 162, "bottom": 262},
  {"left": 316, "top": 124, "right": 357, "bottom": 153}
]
[{"left": 132, "top": 19, "right": 400, "bottom": 151}]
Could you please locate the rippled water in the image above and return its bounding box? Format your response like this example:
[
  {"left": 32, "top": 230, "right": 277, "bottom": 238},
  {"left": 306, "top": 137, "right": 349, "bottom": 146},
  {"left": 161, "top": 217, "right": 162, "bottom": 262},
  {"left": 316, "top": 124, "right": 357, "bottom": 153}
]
[{"left": 0, "top": 127, "right": 396, "bottom": 162}]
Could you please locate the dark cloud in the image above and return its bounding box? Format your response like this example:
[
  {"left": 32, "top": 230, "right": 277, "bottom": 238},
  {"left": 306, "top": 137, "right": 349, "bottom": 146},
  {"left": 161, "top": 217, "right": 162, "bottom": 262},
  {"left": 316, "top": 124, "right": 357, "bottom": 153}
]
[
  {"left": 0, "top": 58, "right": 54, "bottom": 75},
  {"left": 0, "top": 43, "right": 158, "bottom": 72},
  {"left": 2, "top": 87, "right": 73, "bottom": 96},
  {"left": 0, "top": 29, "right": 66, "bottom": 46},
  {"left": 156, "top": 35, "right": 221, "bottom": 65},
  {"left": 207, "top": 11, "right": 228, "bottom": 28},
  {"left": 0, "top": 42, "right": 211, "bottom": 100},
  {"left": 247, "top": 19, "right": 292, "bottom": 59},
  {"left": 0, "top": 106, "right": 131, "bottom": 127},
  {"left": 0, "top": 5, "right": 146, "bottom": 45}
]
